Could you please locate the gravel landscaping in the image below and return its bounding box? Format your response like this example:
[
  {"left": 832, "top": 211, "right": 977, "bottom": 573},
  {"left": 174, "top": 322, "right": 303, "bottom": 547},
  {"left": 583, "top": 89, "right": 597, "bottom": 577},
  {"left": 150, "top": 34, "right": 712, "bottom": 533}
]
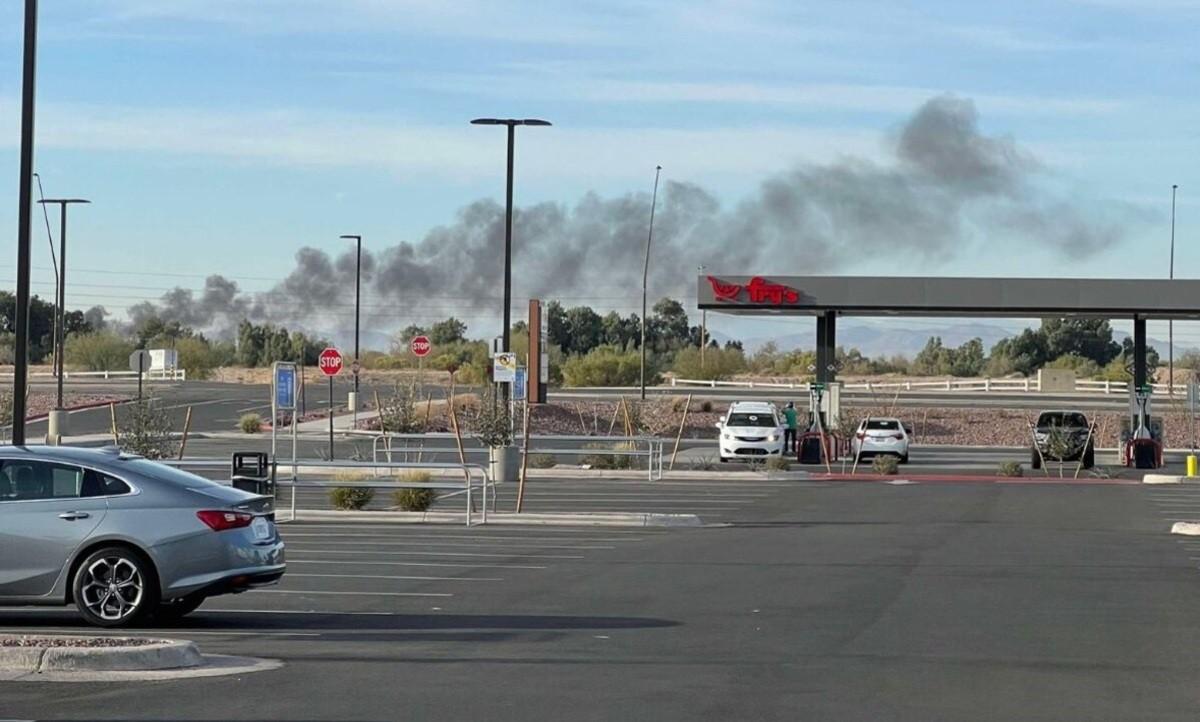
[{"left": 0, "top": 636, "right": 160, "bottom": 648}]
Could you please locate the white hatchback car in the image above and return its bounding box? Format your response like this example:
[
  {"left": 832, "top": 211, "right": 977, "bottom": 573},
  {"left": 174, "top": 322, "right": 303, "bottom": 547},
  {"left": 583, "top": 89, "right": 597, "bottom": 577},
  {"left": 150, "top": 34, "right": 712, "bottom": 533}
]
[
  {"left": 718, "top": 402, "right": 785, "bottom": 462},
  {"left": 851, "top": 417, "right": 910, "bottom": 463}
]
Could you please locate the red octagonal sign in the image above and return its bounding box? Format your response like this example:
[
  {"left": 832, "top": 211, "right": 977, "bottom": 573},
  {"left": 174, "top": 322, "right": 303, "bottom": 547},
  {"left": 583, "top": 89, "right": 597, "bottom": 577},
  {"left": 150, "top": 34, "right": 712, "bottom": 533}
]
[
  {"left": 318, "top": 347, "right": 343, "bottom": 376},
  {"left": 410, "top": 335, "right": 432, "bottom": 358}
]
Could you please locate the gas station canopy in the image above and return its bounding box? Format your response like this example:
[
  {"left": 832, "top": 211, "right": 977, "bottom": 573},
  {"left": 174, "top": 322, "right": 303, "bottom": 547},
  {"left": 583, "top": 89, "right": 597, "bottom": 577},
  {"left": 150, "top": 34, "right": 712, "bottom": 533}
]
[{"left": 697, "top": 275, "right": 1200, "bottom": 319}]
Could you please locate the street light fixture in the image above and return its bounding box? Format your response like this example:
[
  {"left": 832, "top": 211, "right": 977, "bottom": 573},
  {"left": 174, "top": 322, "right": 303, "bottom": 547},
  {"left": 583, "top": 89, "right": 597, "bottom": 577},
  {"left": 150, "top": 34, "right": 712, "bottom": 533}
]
[
  {"left": 12, "top": 0, "right": 39, "bottom": 446},
  {"left": 340, "top": 234, "right": 362, "bottom": 408},
  {"left": 470, "top": 117, "right": 551, "bottom": 404},
  {"left": 640, "top": 165, "right": 663, "bottom": 401},
  {"left": 38, "top": 197, "right": 90, "bottom": 443}
]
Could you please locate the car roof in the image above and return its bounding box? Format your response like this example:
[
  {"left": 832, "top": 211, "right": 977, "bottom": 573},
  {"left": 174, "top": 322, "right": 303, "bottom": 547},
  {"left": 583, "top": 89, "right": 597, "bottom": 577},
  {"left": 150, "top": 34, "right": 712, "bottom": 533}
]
[
  {"left": 0, "top": 445, "right": 141, "bottom": 473},
  {"left": 728, "top": 402, "right": 776, "bottom": 411}
]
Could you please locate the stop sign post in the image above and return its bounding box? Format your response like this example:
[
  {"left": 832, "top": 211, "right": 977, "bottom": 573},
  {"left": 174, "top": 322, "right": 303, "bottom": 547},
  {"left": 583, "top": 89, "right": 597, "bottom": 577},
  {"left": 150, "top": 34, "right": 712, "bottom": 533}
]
[{"left": 318, "top": 348, "right": 343, "bottom": 459}]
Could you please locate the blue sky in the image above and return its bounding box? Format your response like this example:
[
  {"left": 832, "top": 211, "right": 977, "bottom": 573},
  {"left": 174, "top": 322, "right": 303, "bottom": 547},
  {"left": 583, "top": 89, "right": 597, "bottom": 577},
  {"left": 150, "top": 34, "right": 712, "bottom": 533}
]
[{"left": 1, "top": 0, "right": 1198, "bottom": 348}]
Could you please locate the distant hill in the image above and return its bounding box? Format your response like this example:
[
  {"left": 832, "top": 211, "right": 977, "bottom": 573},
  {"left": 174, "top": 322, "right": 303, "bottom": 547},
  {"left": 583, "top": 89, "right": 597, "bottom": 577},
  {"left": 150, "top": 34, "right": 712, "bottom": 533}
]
[{"left": 741, "top": 321, "right": 1018, "bottom": 358}]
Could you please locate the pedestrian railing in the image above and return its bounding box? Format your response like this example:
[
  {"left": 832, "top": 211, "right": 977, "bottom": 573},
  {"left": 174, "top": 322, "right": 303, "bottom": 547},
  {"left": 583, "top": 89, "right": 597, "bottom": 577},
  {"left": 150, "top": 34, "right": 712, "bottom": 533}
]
[
  {"left": 669, "top": 377, "right": 1190, "bottom": 396},
  {"left": 0, "top": 369, "right": 186, "bottom": 381},
  {"left": 163, "top": 457, "right": 494, "bottom": 526},
  {"left": 353, "top": 431, "right": 667, "bottom": 481}
]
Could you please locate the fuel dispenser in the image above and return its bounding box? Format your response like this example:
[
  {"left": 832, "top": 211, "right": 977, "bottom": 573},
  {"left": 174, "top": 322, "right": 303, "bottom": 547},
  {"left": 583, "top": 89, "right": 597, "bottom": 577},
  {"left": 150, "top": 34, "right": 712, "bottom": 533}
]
[
  {"left": 797, "top": 383, "right": 839, "bottom": 465},
  {"left": 1121, "top": 386, "right": 1163, "bottom": 469}
]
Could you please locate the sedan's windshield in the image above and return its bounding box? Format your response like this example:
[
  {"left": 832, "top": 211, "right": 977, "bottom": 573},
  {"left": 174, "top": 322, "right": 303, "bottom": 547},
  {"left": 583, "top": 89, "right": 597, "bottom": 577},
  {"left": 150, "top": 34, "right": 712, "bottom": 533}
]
[
  {"left": 121, "top": 459, "right": 223, "bottom": 489},
  {"left": 1038, "top": 412, "right": 1088, "bottom": 428},
  {"left": 726, "top": 412, "right": 777, "bottom": 427}
]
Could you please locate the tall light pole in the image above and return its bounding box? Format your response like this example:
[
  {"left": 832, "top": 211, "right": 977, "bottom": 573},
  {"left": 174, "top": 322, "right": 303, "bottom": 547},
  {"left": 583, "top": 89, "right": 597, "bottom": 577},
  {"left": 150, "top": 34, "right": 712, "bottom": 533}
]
[
  {"left": 470, "top": 117, "right": 551, "bottom": 404},
  {"left": 640, "top": 165, "right": 663, "bottom": 401},
  {"left": 12, "top": 0, "right": 39, "bottom": 446},
  {"left": 698, "top": 264, "right": 707, "bottom": 371},
  {"left": 340, "top": 234, "right": 362, "bottom": 411},
  {"left": 1170, "top": 184, "right": 1178, "bottom": 394}
]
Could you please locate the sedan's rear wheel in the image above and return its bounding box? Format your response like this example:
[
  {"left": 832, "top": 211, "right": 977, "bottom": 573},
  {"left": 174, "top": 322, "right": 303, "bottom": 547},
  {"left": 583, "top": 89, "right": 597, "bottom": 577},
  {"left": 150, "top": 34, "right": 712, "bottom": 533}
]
[{"left": 73, "top": 547, "right": 158, "bottom": 628}]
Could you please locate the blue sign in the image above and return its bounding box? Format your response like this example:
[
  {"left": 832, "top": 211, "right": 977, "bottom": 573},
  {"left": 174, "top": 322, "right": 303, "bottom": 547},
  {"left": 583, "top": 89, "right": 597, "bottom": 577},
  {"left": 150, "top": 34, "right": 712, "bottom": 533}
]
[
  {"left": 274, "top": 363, "right": 296, "bottom": 410},
  {"left": 513, "top": 367, "right": 527, "bottom": 401}
]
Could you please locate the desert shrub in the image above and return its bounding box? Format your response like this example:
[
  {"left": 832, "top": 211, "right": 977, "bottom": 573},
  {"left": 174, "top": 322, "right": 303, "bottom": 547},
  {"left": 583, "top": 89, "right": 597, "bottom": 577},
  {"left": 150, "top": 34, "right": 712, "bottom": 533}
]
[
  {"left": 561, "top": 346, "right": 643, "bottom": 387},
  {"left": 764, "top": 456, "right": 792, "bottom": 471},
  {"left": 0, "top": 390, "right": 11, "bottom": 429},
  {"left": 690, "top": 456, "right": 718, "bottom": 471},
  {"left": 330, "top": 487, "right": 374, "bottom": 510},
  {"left": 997, "top": 461, "right": 1023, "bottom": 477},
  {"left": 175, "top": 337, "right": 223, "bottom": 380},
  {"left": 872, "top": 455, "right": 900, "bottom": 475},
  {"left": 239, "top": 413, "right": 263, "bottom": 434},
  {"left": 581, "top": 442, "right": 636, "bottom": 470},
  {"left": 116, "top": 399, "right": 178, "bottom": 459},
  {"left": 529, "top": 453, "right": 557, "bottom": 469},
  {"left": 392, "top": 471, "right": 436, "bottom": 511},
  {"left": 1045, "top": 354, "right": 1100, "bottom": 379},
  {"left": 378, "top": 382, "right": 424, "bottom": 434},
  {"left": 65, "top": 332, "right": 134, "bottom": 371},
  {"left": 700, "top": 400, "right": 714, "bottom": 413},
  {"left": 670, "top": 396, "right": 690, "bottom": 412},
  {"left": 670, "top": 346, "right": 747, "bottom": 381}
]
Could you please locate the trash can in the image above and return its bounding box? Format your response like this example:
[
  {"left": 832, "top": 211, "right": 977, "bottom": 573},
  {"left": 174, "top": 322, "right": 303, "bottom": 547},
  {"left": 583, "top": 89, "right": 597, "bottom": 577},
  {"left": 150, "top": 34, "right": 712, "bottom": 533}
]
[
  {"left": 1131, "top": 440, "right": 1158, "bottom": 470},
  {"left": 798, "top": 434, "right": 825, "bottom": 465},
  {"left": 231, "top": 451, "right": 274, "bottom": 496}
]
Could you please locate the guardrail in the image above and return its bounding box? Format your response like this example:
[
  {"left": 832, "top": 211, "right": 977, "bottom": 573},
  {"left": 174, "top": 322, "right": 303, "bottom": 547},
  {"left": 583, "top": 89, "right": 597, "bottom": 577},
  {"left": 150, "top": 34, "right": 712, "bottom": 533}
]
[
  {"left": 355, "top": 431, "right": 666, "bottom": 481},
  {"left": 670, "top": 377, "right": 1190, "bottom": 396},
  {"left": 0, "top": 369, "right": 186, "bottom": 381},
  {"left": 162, "top": 457, "right": 493, "bottom": 526}
]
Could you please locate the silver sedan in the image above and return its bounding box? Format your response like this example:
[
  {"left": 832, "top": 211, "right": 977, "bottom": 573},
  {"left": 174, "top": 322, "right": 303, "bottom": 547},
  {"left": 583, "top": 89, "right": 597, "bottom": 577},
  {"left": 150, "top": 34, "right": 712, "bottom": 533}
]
[{"left": 0, "top": 446, "right": 285, "bottom": 627}]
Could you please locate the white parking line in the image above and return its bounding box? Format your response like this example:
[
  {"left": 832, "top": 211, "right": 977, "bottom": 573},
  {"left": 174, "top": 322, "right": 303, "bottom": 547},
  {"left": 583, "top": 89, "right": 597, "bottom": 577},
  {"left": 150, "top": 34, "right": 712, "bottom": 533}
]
[
  {"left": 285, "top": 548, "right": 585, "bottom": 560},
  {"left": 284, "top": 540, "right": 614, "bottom": 550},
  {"left": 286, "top": 573, "right": 501, "bottom": 582},
  {"left": 251, "top": 589, "right": 453, "bottom": 598},
  {"left": 289, "top": 558, "right": 547, "bottom": 570}
]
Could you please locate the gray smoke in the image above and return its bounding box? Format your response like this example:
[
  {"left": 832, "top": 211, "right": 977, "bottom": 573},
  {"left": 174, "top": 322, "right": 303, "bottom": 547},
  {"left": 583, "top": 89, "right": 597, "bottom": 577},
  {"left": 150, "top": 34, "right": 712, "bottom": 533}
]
[{"left": 134, "top": 95, "right": 1134, "bottom": 337}]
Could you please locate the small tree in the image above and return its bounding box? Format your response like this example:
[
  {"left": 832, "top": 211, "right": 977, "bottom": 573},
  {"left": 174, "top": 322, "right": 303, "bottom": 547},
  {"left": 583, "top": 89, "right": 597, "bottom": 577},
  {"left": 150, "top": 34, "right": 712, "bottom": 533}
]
[
  {"left": 117, "top": 399, "right": 179, "bottom": 459},
  {"left": 1043, "top": 426, "right": 1073, "bottom": 478},
  {"left": 468, "top": 386, "right": 512, "bottom": 448},
  {"left": 378, "top": 382, "right": 424, "bottom": 434},
  {"left": 0, "top": 390, "right": 12, "bottom": 436}
]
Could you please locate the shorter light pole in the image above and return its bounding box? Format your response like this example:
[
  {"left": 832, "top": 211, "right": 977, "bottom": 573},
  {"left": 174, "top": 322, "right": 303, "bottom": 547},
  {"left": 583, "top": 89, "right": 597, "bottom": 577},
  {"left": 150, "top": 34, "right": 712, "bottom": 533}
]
[
  {"left": 640, "top": 165, "right": 662, "bottom": 401},
  {"left": 340, "top": 235, "right": 362, "bottom": 411},
  {"left": 38, "top": 198, "right": 89, "bottom": 443}
]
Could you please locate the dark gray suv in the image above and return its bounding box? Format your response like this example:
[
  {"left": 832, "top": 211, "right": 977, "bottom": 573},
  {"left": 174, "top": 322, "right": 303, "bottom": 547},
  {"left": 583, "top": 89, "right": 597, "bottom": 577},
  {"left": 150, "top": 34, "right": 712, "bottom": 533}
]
[{"left": 1031, "top": 410, "right": 1094, "bottom": 469}]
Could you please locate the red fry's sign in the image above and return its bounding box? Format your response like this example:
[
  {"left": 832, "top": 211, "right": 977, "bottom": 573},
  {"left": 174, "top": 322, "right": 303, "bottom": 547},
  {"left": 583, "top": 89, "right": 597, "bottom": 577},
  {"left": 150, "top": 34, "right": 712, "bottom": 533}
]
[{"left": 707, "top": 276, "right": 799, "bottom": 305}]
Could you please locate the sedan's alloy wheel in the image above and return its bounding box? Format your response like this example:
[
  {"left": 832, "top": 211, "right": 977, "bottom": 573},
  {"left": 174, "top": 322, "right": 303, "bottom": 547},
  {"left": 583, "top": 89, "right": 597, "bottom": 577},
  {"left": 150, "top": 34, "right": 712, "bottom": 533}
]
[{"left": 79, "top": 557, "right": 145, "bottom": 622}]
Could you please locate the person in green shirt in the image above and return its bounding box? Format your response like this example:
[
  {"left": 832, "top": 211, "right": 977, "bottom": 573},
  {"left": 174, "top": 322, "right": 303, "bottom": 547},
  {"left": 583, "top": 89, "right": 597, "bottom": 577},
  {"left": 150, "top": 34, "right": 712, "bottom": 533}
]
[{"left": 782, "top": 402, "right": 798, "bottom": 453}]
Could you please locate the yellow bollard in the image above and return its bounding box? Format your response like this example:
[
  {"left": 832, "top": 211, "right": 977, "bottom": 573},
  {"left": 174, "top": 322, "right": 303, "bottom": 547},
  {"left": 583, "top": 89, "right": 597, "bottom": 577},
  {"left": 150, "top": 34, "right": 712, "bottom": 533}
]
[{"left": 1188, "top": 455, "right": 1198, "bottom": 478}]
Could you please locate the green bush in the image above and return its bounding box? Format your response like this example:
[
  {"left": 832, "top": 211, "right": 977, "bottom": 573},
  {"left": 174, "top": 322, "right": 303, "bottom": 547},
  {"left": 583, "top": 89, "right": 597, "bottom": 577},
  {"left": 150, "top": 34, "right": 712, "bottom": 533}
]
[
  {"left": 175, "top": 337, "right": 224, "bottom": 380},
  {"left": 561, "top": 346, "right": 644, "bottom": 387},
  {"left": 529, "top": 453, "right": 557, "bottom": 469},
  {"left": 997, "top": 461, "right": 1023, "bottom": 477},
  {"left": 872, "top": 455, "right": 900, "bottom": 475},
  {"left": 1045, "top": 353, "right": 1100, "bottom": 379},
  {"left": 670, "top": 346, "right": 747, "bottom": 381},
  {"left": 581, "top": 442, "right": 636, "bottom": 470},
  {"left": 239, "top": 413, "right": 263, "bottom": 434},
  {"left": 690, "top": 456, "right": 718, "bottom": 471},
  {"left": 764, "top": 456, "right": 792, "bottom": 472},
  {"left": 65, "top": 332, "right": 134, "bottom": 371},
  {"left": 116, "top": 399, "right": 178, "bottom": 459},
  {"left": 330, "top": 487, "right": 374, "bottom": 510},
  {"left": 700, "top": 400, "right": 714, "bottom": 413},
  {"left": 392, "top": 471, "right": 436, "bottom": 511}
]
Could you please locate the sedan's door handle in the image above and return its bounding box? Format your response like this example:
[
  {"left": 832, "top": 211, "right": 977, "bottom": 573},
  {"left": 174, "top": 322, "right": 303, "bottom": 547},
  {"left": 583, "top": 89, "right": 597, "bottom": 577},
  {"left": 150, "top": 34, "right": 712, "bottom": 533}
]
[{"left": 57, "top": 512, "right": 90, "bottom": 521}]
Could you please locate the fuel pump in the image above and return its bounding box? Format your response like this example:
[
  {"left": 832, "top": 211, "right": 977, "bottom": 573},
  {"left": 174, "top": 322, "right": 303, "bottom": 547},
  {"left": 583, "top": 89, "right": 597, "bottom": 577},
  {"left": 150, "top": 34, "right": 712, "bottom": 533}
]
[
  {"left": 1122, "top": 386, "right": 1162, "bottom": 469},
  {"left": 797, "top": 383, "right": 837, "bottom": 465}
]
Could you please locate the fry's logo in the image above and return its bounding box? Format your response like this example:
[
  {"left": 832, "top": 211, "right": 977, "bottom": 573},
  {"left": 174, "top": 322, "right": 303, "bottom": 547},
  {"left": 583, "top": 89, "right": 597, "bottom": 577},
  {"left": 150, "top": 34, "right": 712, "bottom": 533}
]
[{"left": 706, "top": 276, "right": 800, "bottom": 305}]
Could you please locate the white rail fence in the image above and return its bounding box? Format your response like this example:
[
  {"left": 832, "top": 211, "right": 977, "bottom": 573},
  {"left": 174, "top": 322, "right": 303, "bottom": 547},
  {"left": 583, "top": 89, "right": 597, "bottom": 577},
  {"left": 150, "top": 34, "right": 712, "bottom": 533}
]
[
  {"left": 0, "top": 369, "right": 186, "bottom": 381},
  {"left": 670, "top": 377, "right": 1186, "bottom": 396}
]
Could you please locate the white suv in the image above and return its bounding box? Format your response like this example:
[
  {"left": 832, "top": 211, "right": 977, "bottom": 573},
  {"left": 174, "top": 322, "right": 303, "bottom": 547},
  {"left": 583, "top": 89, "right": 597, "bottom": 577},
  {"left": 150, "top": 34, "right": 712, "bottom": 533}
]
[{"left": 717, "top": 402, "right": 785, "bottom": 462}]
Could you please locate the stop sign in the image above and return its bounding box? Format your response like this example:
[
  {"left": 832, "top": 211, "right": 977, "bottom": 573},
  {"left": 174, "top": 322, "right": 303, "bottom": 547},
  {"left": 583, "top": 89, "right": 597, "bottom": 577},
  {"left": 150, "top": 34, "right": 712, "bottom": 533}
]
[
  {"left": 318, "top": 347, "right": 343, "bottom": 376},
  {"left": 410, "top": 335, "right": 432, "bottom": 358}
]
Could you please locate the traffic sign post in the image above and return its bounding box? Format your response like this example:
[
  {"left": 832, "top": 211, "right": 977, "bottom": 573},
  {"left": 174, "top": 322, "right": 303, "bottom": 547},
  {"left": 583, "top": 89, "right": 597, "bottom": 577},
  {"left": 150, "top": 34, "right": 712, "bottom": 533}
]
[
  {"left": 129, "top": 349, "right": 150, "bottom": 401},
  {"left": 318, "top": 348, "right": 343, "bottom": 460}
]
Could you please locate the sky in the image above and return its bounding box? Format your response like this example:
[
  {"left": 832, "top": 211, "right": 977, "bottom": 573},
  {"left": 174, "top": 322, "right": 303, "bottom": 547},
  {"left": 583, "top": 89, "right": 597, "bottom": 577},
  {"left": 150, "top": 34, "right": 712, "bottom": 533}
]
[{"left": 1, "top": 0, "right": 1199, "bottom": 350}]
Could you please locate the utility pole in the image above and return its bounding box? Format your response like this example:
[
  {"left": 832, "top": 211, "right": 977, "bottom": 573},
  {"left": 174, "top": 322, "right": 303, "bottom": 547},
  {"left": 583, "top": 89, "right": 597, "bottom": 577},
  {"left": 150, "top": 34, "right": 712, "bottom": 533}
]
[
  {"left": 640, "top": 165, "right": 662, "bottom": 401},
  {"left": 38, "top": 198, "right": 89, "bottom": 443}
]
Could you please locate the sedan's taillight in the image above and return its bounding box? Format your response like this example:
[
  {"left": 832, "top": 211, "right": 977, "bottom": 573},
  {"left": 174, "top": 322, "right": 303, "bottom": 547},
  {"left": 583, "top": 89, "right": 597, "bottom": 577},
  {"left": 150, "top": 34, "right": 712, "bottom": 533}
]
[
  {"left": 893, "top": 433, "right": 905, "bottom": 440},
  {"left": 197, "top": 510, "right": 255, "bottom": 532}
]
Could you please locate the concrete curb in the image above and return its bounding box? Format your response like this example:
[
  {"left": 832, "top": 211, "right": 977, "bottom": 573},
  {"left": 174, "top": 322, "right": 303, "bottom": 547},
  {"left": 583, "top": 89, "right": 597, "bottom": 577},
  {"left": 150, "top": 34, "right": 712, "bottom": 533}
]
[
  {"left": 26, "top": 397, "right": 134, "bottom": 423},
  {"left": 286, "top": 509, "right": 703, "bottom": 528},
  {"left": 0, "top": 638, "right": 203, "bottom": 673},
  {"left": 1144, "top": 474, "right": 1186, "bottom": 484},
  {"left": 1171, "top": 522, "right": 1200, "bottom": 536}
]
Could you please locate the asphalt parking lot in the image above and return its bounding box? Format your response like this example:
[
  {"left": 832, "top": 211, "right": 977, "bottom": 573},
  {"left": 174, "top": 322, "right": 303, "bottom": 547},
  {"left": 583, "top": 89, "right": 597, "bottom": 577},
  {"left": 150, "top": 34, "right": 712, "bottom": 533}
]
[{"left": 5, "top": 477, "right": 1200, "bottom": 721}]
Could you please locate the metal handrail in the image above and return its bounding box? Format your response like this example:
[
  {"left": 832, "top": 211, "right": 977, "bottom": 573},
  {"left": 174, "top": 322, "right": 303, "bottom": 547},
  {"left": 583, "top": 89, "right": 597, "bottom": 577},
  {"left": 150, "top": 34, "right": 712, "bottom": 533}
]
[{"left": 162, "top": 457, "right": 493, "bottom": 526}]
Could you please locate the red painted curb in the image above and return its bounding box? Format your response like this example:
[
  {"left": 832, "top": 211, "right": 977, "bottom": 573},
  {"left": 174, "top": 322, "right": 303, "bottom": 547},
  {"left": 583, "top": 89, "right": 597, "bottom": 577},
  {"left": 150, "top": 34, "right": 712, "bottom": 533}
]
[{"left": 26, "top": 397, "right": 133, "bottom": 422}]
